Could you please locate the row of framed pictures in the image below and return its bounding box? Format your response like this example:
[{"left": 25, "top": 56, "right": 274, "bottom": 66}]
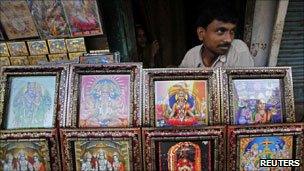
[
  {"left": 0, "top": 38, "right": 86, "bottom": 57},
  {"left": 0, "top": 63, "right": 296, "bottom": 130},
  {"left": 0, "top": 0, "right": 103, "bottom": 40},
  {"left": 0, "top": 123, "right": 303, "bottom": 170}
]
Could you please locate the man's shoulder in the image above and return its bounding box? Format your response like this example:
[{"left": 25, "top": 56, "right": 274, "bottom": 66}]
[
  {"left": 186, "top": 44, "right": 202, "bottom": 54},
  {"left": 231, "top": 39, "right": 249, "bottom": 52}
]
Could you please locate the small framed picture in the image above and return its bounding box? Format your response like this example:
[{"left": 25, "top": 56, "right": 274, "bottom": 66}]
[
  {"left": 0, "top": 57, "right": 10, "bottom": 66},
  {"left": 60, "top": 128, "right": 142, "bottom": 170},
  {"left": 0, "top": 43, "right": 10, "bottom": 57},
  {"left": 143, "top": 68, "right": 220, "bottom": 127},
  {"left": 65, "top": 37, "right": 86, "bottom": 52},
  {"left": 0, "top": 65, "right": 69, "bottom": 129},
  {"left": 7, "top": 42, "right": 29, "bottom": 56},
  {"left": 0, "top": 129, "right": 61, "bottom": 171},
  {"left": 221, "top": 67, "right": 295, "bottom": 125},
  {"left": 80, "top": 53, "right": 115, "bottom": 64},
  {"left": 227, "top": 123, "right": 304, "bottom": 170},
  {"left": 27, "top": 40, "right": 49, "bottom": 56},
  {"left": 48, "top": 53, "right": 68, "bottom": 62},
  {"left": 9, "top": 56, "right": 29, "bottom": 66},
  {"left": 47, "top": 39, "right": 67, "bottom": 54},
  {"left": 28, "top": 55, "right": 48, "bottom": 65},
  {"left": 66, "top": 63, "right": 142, "bottom": 128},
  {"left": 142, "top": 126, "right": 226, "bottom": 171}
]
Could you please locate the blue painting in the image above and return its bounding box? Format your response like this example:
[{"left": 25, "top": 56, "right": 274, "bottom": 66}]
[
  {"left": 6, "top": 76, "right": 56, "bottom": 129},
  {"left": 233, "top": 79, "right": 283, "bottom": 125}
]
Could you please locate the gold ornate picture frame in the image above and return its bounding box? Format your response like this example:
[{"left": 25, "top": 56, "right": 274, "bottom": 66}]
[
  {"left": 142, "top": 126, "right": 226, "bottom": 171},
  {"left": 66, "top": 63, "right": 142, "bottom": 128},
  {"left": 60, "top": 128, "right": 142, "bottom": 171},
  {"left": 221, "top": 67, "right": 295, "bottom": 125},
  {"left": 0, "top": 65, "right": 69, "bottom": 129},
  {"left": 143, "top": 68, "right": 221, "bottom": 127},
  {"left": 0, "top": 129, "right": 61, "bottom": 171}
]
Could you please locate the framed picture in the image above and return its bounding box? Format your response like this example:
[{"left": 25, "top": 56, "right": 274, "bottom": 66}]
[
  {"left": 142, "top": 126, "right": 226, "bottom": 171},
  {"left": 0, "top": 57, "right": 10, "bottom": 66},
  {"left": 67, "top": 63, "right": 142, "bottom": 128},
  {"left": 221, "top": 67, "right": 295, "bottom": 125},
  {"left": 227, "top": 123, "right": 304, "bottom": 170},
  {"left": 60, "top": 128, "right": 142, "bottom": 171},
  {"left": 27, "top": 0, "right": 70, "bottom": 39},
  {"left": 62, "top": 0, "right": 103, "bottom": 37},
  {"left": 28, "top": 55, "right": 48, "bottom": 65},
  {"left": 0, "top": 129, "right": 61, "bottom": 171},
  {"left": 65, "top": 37, "right": 86, "bottom": 53},
  {"left": 0, "top": 0, "right": 39, "bottom": 39},
  {"left": 80, "top": 53, "right": 115, "bottom": 64},
  {"left": 0, "top": 43, "right": 10, "bottom": 57},
  {"left": 143, "top": 68, "right": 220, "bottom": 127},
  {"left": 27, "top": 40, "right": 49, "bottom": 56},
  {"left": 48, "top": 53, "right": 68, "bottom": 62},
  {"left": 9, "top": 56, "right": 29, "bottom": 66},
  {"left": 47, "top": 39, "right": 67, "bottom": 54},
  {"left": 0, "top": 65, "right": 69, "bottom": 129},
  {"left": 7, "top": 42, "right": 29, "bottom": 56}
]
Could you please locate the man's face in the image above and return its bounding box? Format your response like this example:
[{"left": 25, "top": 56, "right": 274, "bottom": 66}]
[
  {"left": 198, "top": 20, "right": 236, "bottom": 55},
  {"left": 136, "top": 28, "right": 147, "bottom": 48}
]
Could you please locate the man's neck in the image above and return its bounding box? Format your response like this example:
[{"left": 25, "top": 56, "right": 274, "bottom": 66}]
[{"left": 201, "top": 46, "right": 218, "bottom": 67}]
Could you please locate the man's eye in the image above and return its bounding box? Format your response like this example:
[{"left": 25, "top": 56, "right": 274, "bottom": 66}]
[{"left": 216, "top": 29, "right": 226, "bottom": 35}]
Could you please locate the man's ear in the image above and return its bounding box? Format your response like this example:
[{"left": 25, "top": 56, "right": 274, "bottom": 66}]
[{"left": 197, "top": 27, "right": 205, "bottom": 41}]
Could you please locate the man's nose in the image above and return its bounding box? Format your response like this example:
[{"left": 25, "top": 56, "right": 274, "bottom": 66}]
[{"left": 224, "top": 32, "right": 233, "bottom": 43}]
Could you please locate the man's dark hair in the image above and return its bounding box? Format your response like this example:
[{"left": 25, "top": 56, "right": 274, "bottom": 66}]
[{"left": 196, "top": 1, "right": 238, "bottom": 29}]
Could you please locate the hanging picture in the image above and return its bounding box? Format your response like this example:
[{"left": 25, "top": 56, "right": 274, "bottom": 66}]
[
  {"left": 60, "top": 128, "right": 142, "bottom": 170},
  {"left": 66, "top": 63, "right": 142, "bottom": 128},
  {"left": 27, "top": 40, "right": 49, "bottom": 56},
  {"left": 47, "top": 39, "right": 67, "bottom": 54},
  {"left": 142, "top": 126, "right": 226, "bottom": 171},
  {"left": 227, "top": 123, "right": 304, "bottom": 170},
  {"left": 143, "top": 68, "right": 220, "bottom": 127},
  {"left": 0, "top": 65, "right": 69, "bottom": 129},
  {"left": 221, "top": 67, "right": 295, "bottom": 125},
  {"left": 0, "top": 0, "right": 39, "bottom": 39},
  {"left": 7, "top": 42, "right": 29, "bottom": 56},
  {"left": 0, "top": 129, "right": 61, "bottom": 171},
  {"left": 27, "top": 0, "right": 70, "bottom": 39},
  {"left": 62, "top": 0, "right": 103, "bottom": 36}
]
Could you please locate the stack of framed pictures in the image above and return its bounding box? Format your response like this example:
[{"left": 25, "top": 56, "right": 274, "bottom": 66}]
[{"left": 0, "top": 65, "right": 69, "bottom": 170}]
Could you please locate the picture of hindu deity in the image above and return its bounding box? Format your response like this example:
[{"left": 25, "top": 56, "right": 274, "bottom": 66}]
[
  {"left": 62, "top": 0, "right": 103, "bottom": 36},
  {"left": 79, "top": 75, "right": 131, "bottom": 127},
  {"left": 0, "top": 141, "right": 51, "bottom": 171},
  {"left": 6, "top": 76, "right": 56, "bottom": 129},
  {"left": 158, "top": 141, "right": 212, "bottom": 171},
  {"left": 0, "top": 1, "right": 39, "bottom": 39},
  {"left": 239, "top": 136, "right": 293, "bottom": 171},
  {"left": 233, "top": 79, "right": 283, "bottom": 125},
  {"left": 27, "top": 0, "right": 70, "bottom": 39},
  {"left": 75, "top": 140, "right": 130, "bottom": 171},
  {"left": 154, "top": 80, "right": 208, "bottom": 127}
]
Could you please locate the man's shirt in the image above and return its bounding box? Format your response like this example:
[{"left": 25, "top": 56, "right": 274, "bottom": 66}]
[{"left": 179, "top": 39, "right": 254, "bottom": 68}]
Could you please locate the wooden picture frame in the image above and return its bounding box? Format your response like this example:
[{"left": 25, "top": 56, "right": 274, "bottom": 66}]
[
  {"left": 0, "top": 65, "right": 69, "bottom": 129},
  {"left": 0, "top": 129, "right": 61, "bottom": 171},
  {"left": 227, "top": 123, "right": 304, "bottom": 170},
  {"left": 143, "top": 68, "right": 221, "bottom": 127},
  {"left": 60, "top": 128, "right": 142, "bottom": 171},
  {"left": 221, "top": 67, "right": 295, "bottom": 125},
  {"left": 142, "top": 126, "right": 226, "bottom": 171},
  {"left": 66, "top": 63, "right": 142, "bottom": 128}
]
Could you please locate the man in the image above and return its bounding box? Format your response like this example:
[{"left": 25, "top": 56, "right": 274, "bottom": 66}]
[{"left": 179, "top": 3, "right": 254, "bottom": 68}]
